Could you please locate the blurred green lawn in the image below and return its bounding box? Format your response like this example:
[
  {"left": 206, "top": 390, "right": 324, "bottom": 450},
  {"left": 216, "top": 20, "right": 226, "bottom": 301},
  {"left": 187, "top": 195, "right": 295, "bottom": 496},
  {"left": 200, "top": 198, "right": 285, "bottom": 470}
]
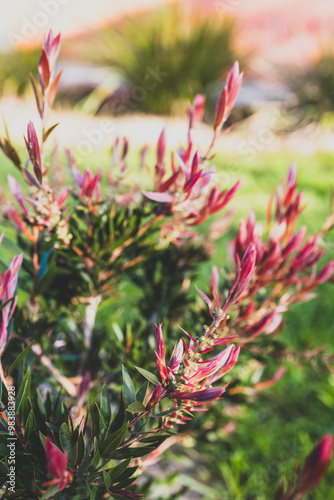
[{"left": 1, "top": 148, "right": 333, "bottom": 499}]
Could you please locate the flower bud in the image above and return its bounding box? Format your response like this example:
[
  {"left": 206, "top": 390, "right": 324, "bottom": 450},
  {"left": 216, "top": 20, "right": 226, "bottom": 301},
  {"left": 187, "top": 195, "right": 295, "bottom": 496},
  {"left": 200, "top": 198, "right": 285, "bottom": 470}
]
[{"left": 296, "top": 434, "right": 333, "bottom": 494}]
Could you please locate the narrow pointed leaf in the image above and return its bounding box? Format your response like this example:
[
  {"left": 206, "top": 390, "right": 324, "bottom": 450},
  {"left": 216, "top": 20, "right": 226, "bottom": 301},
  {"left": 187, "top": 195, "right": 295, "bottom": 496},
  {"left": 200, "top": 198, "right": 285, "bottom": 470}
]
[
  {"left": 43, "top": 123, "right": 59, "bottom": 143},
  {"left": 122, "top": 366, "right": 136, "bottom": 406},
  {"left": 101, "top": 422, "right": 129, "bottom": 456},
  {"left": 41, "top": 484, "right": 60, "bottom": 500},
  {"left": 149, "top": 407, "right": 182, "bottom": 418},
  {"left": 126, "top": 401, "right": 146, "bottom": 414},
  {"left": 136, "top": 381, "right": 148, "bottom": 404},
  {"left": 7, "top": 342, "right": 33, "bottom": 376},
  {"left": 103, "top": 470, "right": 112, "bottom": 489},
  {"left": 100, "top": 383, "right": 111, "bottom": 428},
  {"left": 134, "top": 366, "right": 159, "bottom": 386},
  {"left": 59, "top": 423, "right": 73, "bottom": 456},
  {"left": 109, "top": 459, "right": 131, "bottom": 481},
  {"left": 90, "top": 487, "right": 99, "bottom": 500}
]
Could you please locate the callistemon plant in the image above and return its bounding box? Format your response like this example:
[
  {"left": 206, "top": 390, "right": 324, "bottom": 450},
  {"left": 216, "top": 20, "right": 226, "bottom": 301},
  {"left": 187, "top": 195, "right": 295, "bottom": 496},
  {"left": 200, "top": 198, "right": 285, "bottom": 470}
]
[
  {"left": 130, "top": 246, "right": 255, "bottom": 429},
  {"left": 0, "top": 30, "right": 332, "bottom": 499},
  {"left": 194, "top": 163, "right": 334, "bottom": 344}
]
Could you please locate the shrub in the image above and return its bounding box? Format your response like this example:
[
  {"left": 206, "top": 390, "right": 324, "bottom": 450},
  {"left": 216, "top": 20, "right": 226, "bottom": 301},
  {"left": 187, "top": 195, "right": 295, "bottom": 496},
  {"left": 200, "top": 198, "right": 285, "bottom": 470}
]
[
  {"left": 0, "top": 31, "right": 333, "bottom": 499},
  {"left": 282, "top": 51, "right": 334, "bottom": 130},
  {"left": 75, "top": 4, "right": 240, "bottom": 115}
]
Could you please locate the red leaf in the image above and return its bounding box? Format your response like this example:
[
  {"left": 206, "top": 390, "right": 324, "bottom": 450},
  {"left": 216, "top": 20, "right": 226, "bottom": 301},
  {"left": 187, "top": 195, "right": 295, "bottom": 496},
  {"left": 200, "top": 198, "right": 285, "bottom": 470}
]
[
  {"left": 194, "top": 284, "right": 213, "bottom": 310},
  {"left": 213, "top": 87, "right": 227, "bottom": 131},
  {"left": 297, "top": 435, "right": 333, "bottom": 495},
  {"left": 38, "top": 49, "right": 50, "bottom": 90},
  {"left": 156, "top": 128, "right": 166, "bottom": 165},
  {"left": 48, "top": 70, "right": 63, "bottom": 110},
  {"left": 142, "top": 190, "right": 174, "bottom": 203}
]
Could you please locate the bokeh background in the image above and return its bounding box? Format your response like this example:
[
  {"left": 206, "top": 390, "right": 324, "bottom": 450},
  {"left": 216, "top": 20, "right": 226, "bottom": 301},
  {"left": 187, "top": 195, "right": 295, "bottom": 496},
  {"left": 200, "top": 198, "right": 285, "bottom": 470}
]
[{"left": 1, "top": 0, "right": 334, "bottom": 498}]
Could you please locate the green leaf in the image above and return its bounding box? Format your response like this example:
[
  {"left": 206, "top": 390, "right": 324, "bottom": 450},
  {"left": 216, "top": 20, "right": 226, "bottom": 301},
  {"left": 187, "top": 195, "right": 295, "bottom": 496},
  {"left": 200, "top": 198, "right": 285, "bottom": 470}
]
[
  {"left": 122, "top": 366, "right": 136, "bottom": 406},
  {"left": 77, "top": 432, "right": 85, "bottom": 465},
  {"left": 110, "top": 492, "right": 135, "bottom": 500},
  {"left": 90, "top": 486, "right": 99, "bottom": 500},
  {"left": 116, "top": 446, "right": 155, "bottom": 459},
  {"left": 45, "top": 391, "right": 52, "bottom": 419},
  {"left": 69, "top": 441, "right": 78, "bottom": 468},
  {"left": 140, "top": 434, "right": 169, "bottom": 444},
  {"left": 89, "top": 449, "right": 101, "bottom": 472},
  {"left": 95, "top": 402, "right": 108, "bottom": 430},
  {"left": 37, "top": 388, "right": 46, "bottom": 416},
  {"left": 101, "top": 422, "right": 129, "bottom": 456},
  {"left": 52, "top": 390, "right": 64, "bottom": 425},
  {"left": 134, "top": 366, "right": 160, "bottom": 386},
  {"left": 103, "top": 470, "right": 112, "bottom": 489},
  {"left": 0, "top": 135, "right": 21, "bottom": 169},
  {"left": 59, "top": 423, "right": 74, "bottom": 456},
  {"left": 136, "top": 381, "right": 148, "bottom": 404},
  {"left": 23, "top": 409, "right": 35, "bottom": 444},
  {"left": 17, "top": 365, "right": 31, "bottom": 398},
  {"left": 43, "top": 122, "right": 59, "bottom": 142},
  {"left": 109, "top": 393, "right": 125, "bottom": 434},
  {"left": 45, "top": 422, "right": 59, "bottom": 432},
  {"left": 16, "top": 367, "right": 31, "bottom": 417},
  {"left": 41, "top": 483, "right": 60, "bottom": 499},
  {"left": 108, "top": 459, "right": 131, "bottom": 481},
  {"left": 39, "top": 431, "right": 47, "bottom": 449},
  {"left": 114, "top": 466, "right": 138, "bottom": 484},
  {"left": 101, "top": 383, "right": 111, "bottom": 428},
  {"left": 149, "top": 407, "right": 182, "bottom": 418},
  {"left": 90, "top": 402, "right": 97, "bottom": 445},
  {"left": 7, "top": 343, "right": 33, "bottom": 377},
  {"left": 116, "top": 478, "right": 136, "bottom": 489},
  {"left": 0, "top": 296, "right": 14, "bottom": 313},
  {"left": 126, "top": 401, "right": 146, "bottom": 414}
]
